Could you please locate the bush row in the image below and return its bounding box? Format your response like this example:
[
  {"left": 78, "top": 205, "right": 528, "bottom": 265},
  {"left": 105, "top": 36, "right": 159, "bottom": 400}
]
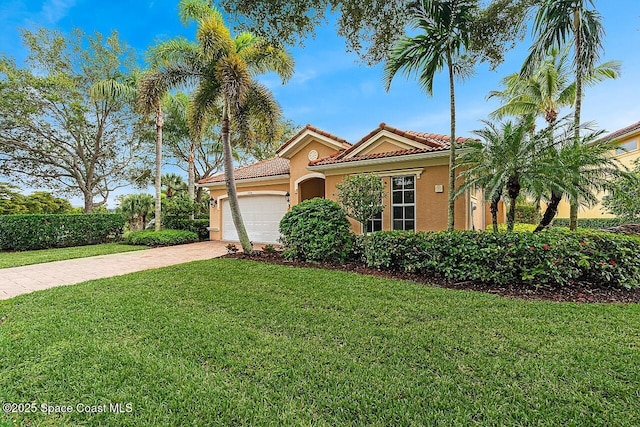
[
  {"left": 123, "top": 229, "right": 199, "bottom": 247},
  {"left": 356, "top": 230, "right": 640, "bottom": 289},
  {"left": 163, "top": 216, "right": 209, "bottom": 240},
  {"left": 552, "top": 217, "right": 628, "bottom": 229},
  {"left": 0, "top": 214, "right": 125, "bottom": 251}
]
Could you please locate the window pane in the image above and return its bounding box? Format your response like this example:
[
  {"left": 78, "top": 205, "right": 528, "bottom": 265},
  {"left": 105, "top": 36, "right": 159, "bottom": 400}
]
[
  {"left": 373, "top": 220, "right": 382, "bottom": 232},
  {"left": 404, "top": 191, "right": 415, "bottom": 204},
  {"left": 404, "top": 176, "right": 415, "bottom": 189},
  {"left": 392, "top": 177, "right": 404, "bottom": 190},
  {"left": 393, "top": 206, "right": 403, "bottom": 219},
  {"left": 393, "top": 191, "right": 403, "bottom": 204},
  {"left": 405, "top": 220, "right": 415, "bottom": 231},
  {"left": 405, "top": 206, "right": 415, "bottom": 220},
  {"left": 617, "top": 139, "right": 638, "bottom": 155},
  {"left": 393, "top": 220, "right": 404, "bottom": 230}
]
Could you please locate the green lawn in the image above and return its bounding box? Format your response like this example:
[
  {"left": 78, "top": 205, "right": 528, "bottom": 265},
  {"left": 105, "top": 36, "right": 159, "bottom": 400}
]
[
  {"left": 0, "top": 243, "right": 147, "bottom": 269},
  {"left": 1, "top": 259, "right": 639, "bottom": 426}
]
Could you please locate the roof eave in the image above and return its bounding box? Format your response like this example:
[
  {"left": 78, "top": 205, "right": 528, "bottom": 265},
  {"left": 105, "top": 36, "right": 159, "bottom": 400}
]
[
  {"left": 308, "top": 150, "right": 451, "bottom": 171},
  {"left": 196, "top": 174, "right": 290, "bottom": 188}
]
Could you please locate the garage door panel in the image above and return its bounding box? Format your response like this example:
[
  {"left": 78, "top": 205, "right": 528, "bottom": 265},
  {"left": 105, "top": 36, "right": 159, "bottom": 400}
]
[{"left": 222, "top": 195, "right": 288, "bottom": 244}]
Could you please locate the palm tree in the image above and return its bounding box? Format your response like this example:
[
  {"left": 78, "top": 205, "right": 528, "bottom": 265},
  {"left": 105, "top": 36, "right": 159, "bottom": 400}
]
[
  {"left": 458, "top": 115, "right": 561, "bottom": 232},
  {"left": 490, "top": 47, "right": 619, "bottom": 231},
  {"left": 139, "top": 0, "right": 293, "bottom": 253},
  {"left": 161, "top": 173, "right": 187, "bottom": 198},
  {"left": 117, "top": 193, "right": 155, "bottom": 231},
  {"left": 523, "top": 0, "right": 609, "bottom": 230},
  {"left": 384, "top": 0, "right": 476, "bottom": 231},
  {"left": 91, "top": 72, "right": 165, "bottom": 231}
]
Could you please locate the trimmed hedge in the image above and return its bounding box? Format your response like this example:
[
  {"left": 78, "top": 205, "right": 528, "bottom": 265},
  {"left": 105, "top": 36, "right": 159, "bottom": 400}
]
[
  {"left": 358, "top": 230, "right": 640, "bottom": 289},
  {"left": 163, "top": 216, "right": 209, "bottom": 240},
  {"left": 0, "top": 214, "right": 125, "bottom": 251},
  {"left": 279, "top": 198, "right": 353, "bottom": 262},
  {"left": 123, "top": 229, "right": 199, "bottom": 247},
  {"left": 553, "top": 217, "right": 628, "bottom": 229}
]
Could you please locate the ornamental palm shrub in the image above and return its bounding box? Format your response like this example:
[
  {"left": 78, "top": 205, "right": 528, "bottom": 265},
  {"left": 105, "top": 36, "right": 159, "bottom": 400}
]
[{"left": 279, "top": 198, "right": 353, "bottom": 262}]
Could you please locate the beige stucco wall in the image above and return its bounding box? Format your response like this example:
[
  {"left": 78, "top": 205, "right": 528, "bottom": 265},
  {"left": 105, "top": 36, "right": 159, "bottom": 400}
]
[{"left": 320, "top": 160, "right": 471, "bottom": 233}]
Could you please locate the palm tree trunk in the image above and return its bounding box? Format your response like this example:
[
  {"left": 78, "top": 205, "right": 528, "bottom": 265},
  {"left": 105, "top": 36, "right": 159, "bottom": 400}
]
[
  {"left": 534, "top": 190, "right": 562, "bottom": 232},
  {"left": 188, "top": 141, "right": 195, "bottom": 220},
  {"left": 506, "top": 174, "right": 520, "bottom": 232},
  {"left": 221, "top": 102, "right": 252, "bottom": 254},
  {"left": 570, "top": 7, "right": 583, "bottom": 232},
  {"left": 490, "top": 187, "right": 502, "bottom": 233},
  {"left": 154, "top": 104, "right": 163, "bottom": 232},
  {"left": 446, "top": 52, "right": 456, "bottom": 231}
]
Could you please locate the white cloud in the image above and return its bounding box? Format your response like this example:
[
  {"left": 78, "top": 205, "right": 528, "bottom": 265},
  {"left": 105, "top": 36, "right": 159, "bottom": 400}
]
[{"left": 39, "top": 0, "right": 78, "bottom": 24}]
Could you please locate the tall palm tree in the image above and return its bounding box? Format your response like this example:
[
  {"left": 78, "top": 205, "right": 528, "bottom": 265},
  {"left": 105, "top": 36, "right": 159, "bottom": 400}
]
[
  {"left": 139, "top": 0, "right": 293, "bottom": 253},
  {"left": 91, "top": 72, "right": 165, "bottom": 231},
  {"left": 384, "top": 0, "right": 476, "bottom": 231},
  {"left": 523, "top": 0, "right": 609, "bottom": 230}
]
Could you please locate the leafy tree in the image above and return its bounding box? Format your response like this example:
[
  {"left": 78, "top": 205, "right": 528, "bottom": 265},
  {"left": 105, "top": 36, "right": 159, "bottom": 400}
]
[
  {"left": 139, "top": 0, "right": 294, "bottom": 254},
  {"left": 217, "top": 0, "right": 539, "bottom": 64},
  {"left": 523, "top": 0, "right": 612, "bottom": 230},
  {"left": 336, "top": 174, "right": 385, "bottom": 236},
  {"left": 384, "top": 0, "right": 476, "bottom": 231},
  {"left": 0, "top": 29, "right": 148, "bottom": 212},
  {"left": 603, "top": 160, "right": 640, "bottom": 222},
  {"left": 22, "top": 192, "right": 73, "bottom": 214},
  {"left": 0, "top": 183, "right": 28, "bottom": 215}
]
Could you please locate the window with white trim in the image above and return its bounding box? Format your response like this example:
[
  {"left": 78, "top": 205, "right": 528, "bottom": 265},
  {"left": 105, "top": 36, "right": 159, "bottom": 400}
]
[
  {"left": 616, "top": 138, "right": 638, "bottom": 155},
  {"left": 392, "top": 176, "right": 415, "bottom": 231}
]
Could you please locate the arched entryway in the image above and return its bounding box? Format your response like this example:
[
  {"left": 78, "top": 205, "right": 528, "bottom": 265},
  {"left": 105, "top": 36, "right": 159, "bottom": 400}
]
[{"left": 295, "top": 173, "right": 326, "bottom": 203}]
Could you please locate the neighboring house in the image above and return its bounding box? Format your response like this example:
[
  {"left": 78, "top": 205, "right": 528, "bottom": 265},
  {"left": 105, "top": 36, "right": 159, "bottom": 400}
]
[
  {"left": 556, "top": 120, "right": 640, "bottom": 219},
  {"left": 198, "top": 123, "right": 494, "bottom": 244}
]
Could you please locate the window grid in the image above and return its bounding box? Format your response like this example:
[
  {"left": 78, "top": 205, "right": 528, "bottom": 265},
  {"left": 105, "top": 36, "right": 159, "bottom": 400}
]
[
  {"left": 365, "top": 212, "right": 383, "bottom": 233},
  {"left": 391, "top": 176, "right": 415, "bottom": 231},
  {"left": 616, "top": 139, "right": 638, "bottom": 155}
]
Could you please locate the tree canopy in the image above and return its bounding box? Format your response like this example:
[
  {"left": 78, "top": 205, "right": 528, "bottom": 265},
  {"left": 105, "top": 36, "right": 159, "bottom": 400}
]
[
  {"left": 219, "top": 0, "right": 540, "bottom": 65},
  {"left": 0, "top": 29, "right": 149, "bottom": 212}
]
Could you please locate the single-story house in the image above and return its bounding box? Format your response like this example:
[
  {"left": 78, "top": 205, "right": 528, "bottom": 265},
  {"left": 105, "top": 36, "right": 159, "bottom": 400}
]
[{"left": 198, "top": 123, "right": 498, "bottom": 244}]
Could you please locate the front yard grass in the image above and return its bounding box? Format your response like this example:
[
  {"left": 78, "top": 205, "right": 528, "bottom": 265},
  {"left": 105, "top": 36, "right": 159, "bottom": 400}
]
[
  {"left": 0, "top": 243, "right": 147, "bottom": 269},
  {"left": 1, "top": 258, "right": 639, "bottom": 426}
]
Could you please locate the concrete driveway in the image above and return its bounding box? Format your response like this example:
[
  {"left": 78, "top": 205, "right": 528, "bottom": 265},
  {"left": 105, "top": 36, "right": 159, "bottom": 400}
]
[{"left": 0, "top": 241, "right": 232, "bottom": 300}]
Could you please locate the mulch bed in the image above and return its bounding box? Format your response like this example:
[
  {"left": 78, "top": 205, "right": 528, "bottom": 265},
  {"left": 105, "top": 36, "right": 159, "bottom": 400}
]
[{"left": 224, "top": 251, "right": 640, "bottom": 304}]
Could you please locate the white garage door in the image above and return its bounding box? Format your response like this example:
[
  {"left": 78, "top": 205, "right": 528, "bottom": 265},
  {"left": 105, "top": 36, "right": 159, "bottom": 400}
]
[{"left": 222, "top": 194, "right": 288, "bottom": 244}]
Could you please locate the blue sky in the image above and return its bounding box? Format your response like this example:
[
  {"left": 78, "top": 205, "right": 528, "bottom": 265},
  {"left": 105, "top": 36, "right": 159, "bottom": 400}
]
[{"left": 1, "top": 0, "right": 639, "bottom": 206}]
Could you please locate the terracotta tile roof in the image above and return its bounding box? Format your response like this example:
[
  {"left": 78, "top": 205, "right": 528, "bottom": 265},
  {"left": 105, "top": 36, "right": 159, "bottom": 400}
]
[
  {"left": 599, "top": 120, "right": 640, "bottom": 142},
  {"left": 276, "top": 124, "right": 351, "bottom": 154},
  {"left": 198, "top": 157, "right": 289, "bottom": 184},
  {"left": 310, "top": 148, "right": 438, "bottom": 166},
  {"left": 311, "top": 123, "right": 474, "bottom": 167}
]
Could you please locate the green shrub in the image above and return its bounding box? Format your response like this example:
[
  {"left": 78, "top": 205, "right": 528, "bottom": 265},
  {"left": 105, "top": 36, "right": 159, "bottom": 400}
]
[
  {"left": 360, "top": 230, "right": 640, "bottom": 289},
  {"left": 552, "top": 217, "right": 628, "bottom": 229},
  {"left": 0, "top": 214, "right": 125, "bottom": 251},
  {"left": 496, "top": 223, "right": 538, "bottom": 232},
  {"left": 279, "top": 198, "right": 354, "bottom": 262},
  {"left": 123, "top": 229, "right": 199, "bottom": 247},
  {"left": 163, "top": 216, "right": 209, "bottom": 240},
  {"left": 515, "top": 202, "right": 541, "bottom": 224}
]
